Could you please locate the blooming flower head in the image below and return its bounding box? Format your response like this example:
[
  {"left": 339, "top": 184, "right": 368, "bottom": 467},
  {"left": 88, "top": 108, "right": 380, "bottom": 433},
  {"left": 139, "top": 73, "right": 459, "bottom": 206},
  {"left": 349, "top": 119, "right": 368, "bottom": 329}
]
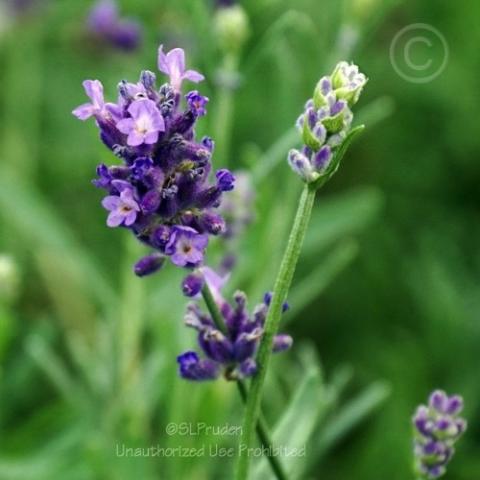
[
  {"left": 158, "top": 45, "right": 204, "bottom": 92},
  {"left": 289, "top": 61, "right": 367, "bottom": 184},
  {"left": 101, "top": 188, "right": 139, "bottom": 227},
  {"left": 165, "top": 226, "right": 208, "bottom": 268},
  {"left": 413, "top": 390, "right": 467, "bottom": 479},
  {"left": 74, "top": 45, "right": 234, "bottom": 275},
  {"left": 116, "top": 99, "right": 165, "bottom": 146},
  {"left": 177, "top": 280, "right": 292, "bottom": 381}
]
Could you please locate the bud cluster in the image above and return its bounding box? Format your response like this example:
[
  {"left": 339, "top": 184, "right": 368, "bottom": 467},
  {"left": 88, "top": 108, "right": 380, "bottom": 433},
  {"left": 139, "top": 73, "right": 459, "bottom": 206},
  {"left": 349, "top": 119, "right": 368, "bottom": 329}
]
[
  {"left": 288, "top": 61, "right": 367, "bottom": 184},
  {"left": 413, "top": 390, "right": 467, "bottom": 479}
]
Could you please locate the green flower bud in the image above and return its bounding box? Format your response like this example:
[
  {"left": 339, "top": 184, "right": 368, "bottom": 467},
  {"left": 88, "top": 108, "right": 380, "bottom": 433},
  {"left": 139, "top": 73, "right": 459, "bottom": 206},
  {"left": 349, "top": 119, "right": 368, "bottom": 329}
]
[
  {"left": 214, "top": 5, "right": 250, "bottom": 54},
  {"left": 331, "top": 61, "right": 367, "bottom": 106}
]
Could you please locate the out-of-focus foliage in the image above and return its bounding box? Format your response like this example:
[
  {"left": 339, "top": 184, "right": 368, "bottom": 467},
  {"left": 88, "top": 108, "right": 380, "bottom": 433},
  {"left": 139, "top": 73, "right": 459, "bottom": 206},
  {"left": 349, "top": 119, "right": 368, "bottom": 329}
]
[{"left": 0, "top": 1, "right": 478, "bottom": 479}]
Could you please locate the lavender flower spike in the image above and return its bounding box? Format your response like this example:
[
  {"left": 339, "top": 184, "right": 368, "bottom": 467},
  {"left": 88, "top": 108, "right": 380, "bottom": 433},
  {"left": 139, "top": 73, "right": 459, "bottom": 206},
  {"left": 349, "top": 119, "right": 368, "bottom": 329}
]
[
  {"left": 413, "top": 390, "right": 467, "bottom": 479},
  {"left": 158, "top": 45, "right": 204, "bottom": 91},
  {"left": 178, "top": 287, "right": 292, "bottom": 382},
  {"left": 74, "top": 43, "right": 234, "bottom": 274}
]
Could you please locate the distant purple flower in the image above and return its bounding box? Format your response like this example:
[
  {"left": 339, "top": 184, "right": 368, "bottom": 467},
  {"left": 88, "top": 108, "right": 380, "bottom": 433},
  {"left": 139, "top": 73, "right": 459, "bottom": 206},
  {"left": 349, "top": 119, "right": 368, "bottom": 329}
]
[
  {"left": 158, "top": 45, "right": 204, "bottom": 91},
  {"left": 413, "top": 390, "right": 467, "bottom": 479},
  {"left": 218, "top": 171, "right": 254, "bottom": 238},
  {"left": 165, "top": 226, "right": 208, "bottom": 267},
  {"left": 88, "top": 0, "right": 142, "bottom": 51},
  {"left": 186, "top": 91, "right": 209, "bottom": 116},
  {"left": 116, "top": 99, "right": 165, "bottom": 146},
  {"left": 110, "top": 21, "right": 142, "bottom": 51},
  {"left": 178, "top": 289, "right": 292, "bottom": 381},
  {"left": 101, "top": 189, "right": 139, "bottom": 227}
]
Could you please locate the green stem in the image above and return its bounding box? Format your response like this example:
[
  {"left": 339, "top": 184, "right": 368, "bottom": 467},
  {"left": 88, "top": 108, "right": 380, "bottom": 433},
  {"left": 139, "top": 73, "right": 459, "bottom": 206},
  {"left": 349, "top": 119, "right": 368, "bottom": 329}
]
[
  {"left": 201, "top": 286, "right": 288, "bottom": 480},
  {"left": 235, "top": 183, "right": 316, "bottom": 480},
  {"left": 212, "top": 53, "right": 239, "bottom": 168}
]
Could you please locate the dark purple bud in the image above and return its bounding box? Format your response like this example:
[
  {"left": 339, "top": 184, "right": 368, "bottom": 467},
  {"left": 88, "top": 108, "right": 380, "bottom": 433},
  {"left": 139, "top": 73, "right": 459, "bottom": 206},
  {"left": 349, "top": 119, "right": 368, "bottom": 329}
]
[
  {"left": 133, "top": 253, "right": 165, "bottom": 277},
  {"left": 239, "top": 358, "right": 257, "bottom": 378},
  {"left": 263, "top": 292, "right": 289, "bottom": 312},
  {"left": 140, "top": 70, "right": 156, "bottom": 90},
  {"left": 93, "top": 163, "right": 112, "bottom": 189},
  {"left": 312, "top": 145, "right": 332, "bottom": 172},
  {"left": 151, "top": 225, "right": 171, "bottom": 249},
  {"left": 446, "top": 395, "right": 464, "bottom": 415},
  {"left": 195, "top": 186, "right": 222, "bottom": 209},
  {"left": 233, "top": 328, "right": 262, "bottom": 362},
  {"left": 200, "top": 329, "right": 233, "bottom": 363},
  {"left": 199, "top": 212, "right": 226, "bottom": 235},
  {"left": 170, "top": 111, "right": 196, "bottom": 135},
  {"left": 273, "top": 334, "right": 293, "bottom": 353},
  {"left": 216, "top": 169, "right": 235, "bottom": 192},
  {"left": 177, "top": 352, "right": 220, "bottom": 381},
  {"left": 429, "top": 390, "right": 448, "bottom": 413},
  {"left": 306, "top": 107, "right": 317, "bottom": 129},
  {"left": 182, "top": 273, "right": 204, "bottom": 297},
  {"left": 140, "top": 189, "right": 161, "bottom": 213},
  {"left": 177, "top": 141, "right": 211, "bottom": 163},
  {"left": 330, "top": 99, "right": 346, "bottom": 116},
  {"left": 201, "top": 136, "right": 215, "bottom": 152}
]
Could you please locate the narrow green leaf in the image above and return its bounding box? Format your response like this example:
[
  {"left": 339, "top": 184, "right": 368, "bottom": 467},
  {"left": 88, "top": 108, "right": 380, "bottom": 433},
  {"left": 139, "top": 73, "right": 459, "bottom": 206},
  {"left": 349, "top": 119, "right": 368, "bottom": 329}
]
[
  {"left": 303, "top": 186, "right": 384, "bottom": 257},
  {"left": 312, "top": 381, "right": 391, "bottom": 459},
  {"left": 287, "top": 240, "right": 359, "bottom": 321}
]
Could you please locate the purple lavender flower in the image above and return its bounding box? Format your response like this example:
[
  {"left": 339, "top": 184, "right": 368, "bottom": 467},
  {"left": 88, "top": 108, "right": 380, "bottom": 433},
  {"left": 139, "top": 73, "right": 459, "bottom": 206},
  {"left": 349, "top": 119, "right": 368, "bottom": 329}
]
[
  {"left": 165, "top": 227, "right": 208, "bottom": 268},
  {"left": 289, "top": 62, "right": 367, "bottom": 183},
  {"left": 74, "top": 45, "right": 235, "bottom": 275},
  {"left": 186, "top": 91, "right": 209, "bottom": 117},
  {"left": 101, "top": 189, "right": 139, "bottom": 227},
  {"left": 413, "top": 390, "right": 467, "bottom": 479},
  {"left": 178, "top": 289, "right": 292, "bottom": 381},
  {"left": 116, "top": 99, "right": 165, "bottom": 146},
  {"left": 87, "top": 0, "right": 141, "bottom": 52},
  {"left": 72, "top": 80, "right": 114, "bottom": 121},
  {"left": 158, "top": 45, "right": 204, "bottom": 92}
]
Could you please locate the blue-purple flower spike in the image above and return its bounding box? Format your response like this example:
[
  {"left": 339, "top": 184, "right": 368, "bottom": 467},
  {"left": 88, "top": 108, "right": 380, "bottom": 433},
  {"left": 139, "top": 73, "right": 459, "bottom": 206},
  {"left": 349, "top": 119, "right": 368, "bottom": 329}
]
[
  {"left": 73, "top": 45, "right": 235, "bottom": 275},
  {"left": 413, "top": 390, "right": 467, "bottom": 479},
  {"left": 178, "top": 289, "right": 292, "bottom": 381}
]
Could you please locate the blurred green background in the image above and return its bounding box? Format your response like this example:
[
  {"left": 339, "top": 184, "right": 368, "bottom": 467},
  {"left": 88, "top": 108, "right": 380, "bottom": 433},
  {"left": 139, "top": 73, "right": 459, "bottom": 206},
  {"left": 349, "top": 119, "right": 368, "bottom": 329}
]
[{"left": 0, "top": 0, "right": 478, "bottom": 479}]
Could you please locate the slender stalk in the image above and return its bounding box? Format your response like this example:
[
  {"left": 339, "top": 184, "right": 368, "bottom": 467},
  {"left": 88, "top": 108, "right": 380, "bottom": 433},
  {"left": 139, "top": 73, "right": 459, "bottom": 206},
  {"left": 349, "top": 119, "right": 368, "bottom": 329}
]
[
  {"left": 201, "top": 286, "right": 288, "bottom": 480},
  {"left": 212, "top": 53, "right": 239, "bottom": 168},
  {"left": 235, "top": 183, "right": 317, "bottom": 480}
]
